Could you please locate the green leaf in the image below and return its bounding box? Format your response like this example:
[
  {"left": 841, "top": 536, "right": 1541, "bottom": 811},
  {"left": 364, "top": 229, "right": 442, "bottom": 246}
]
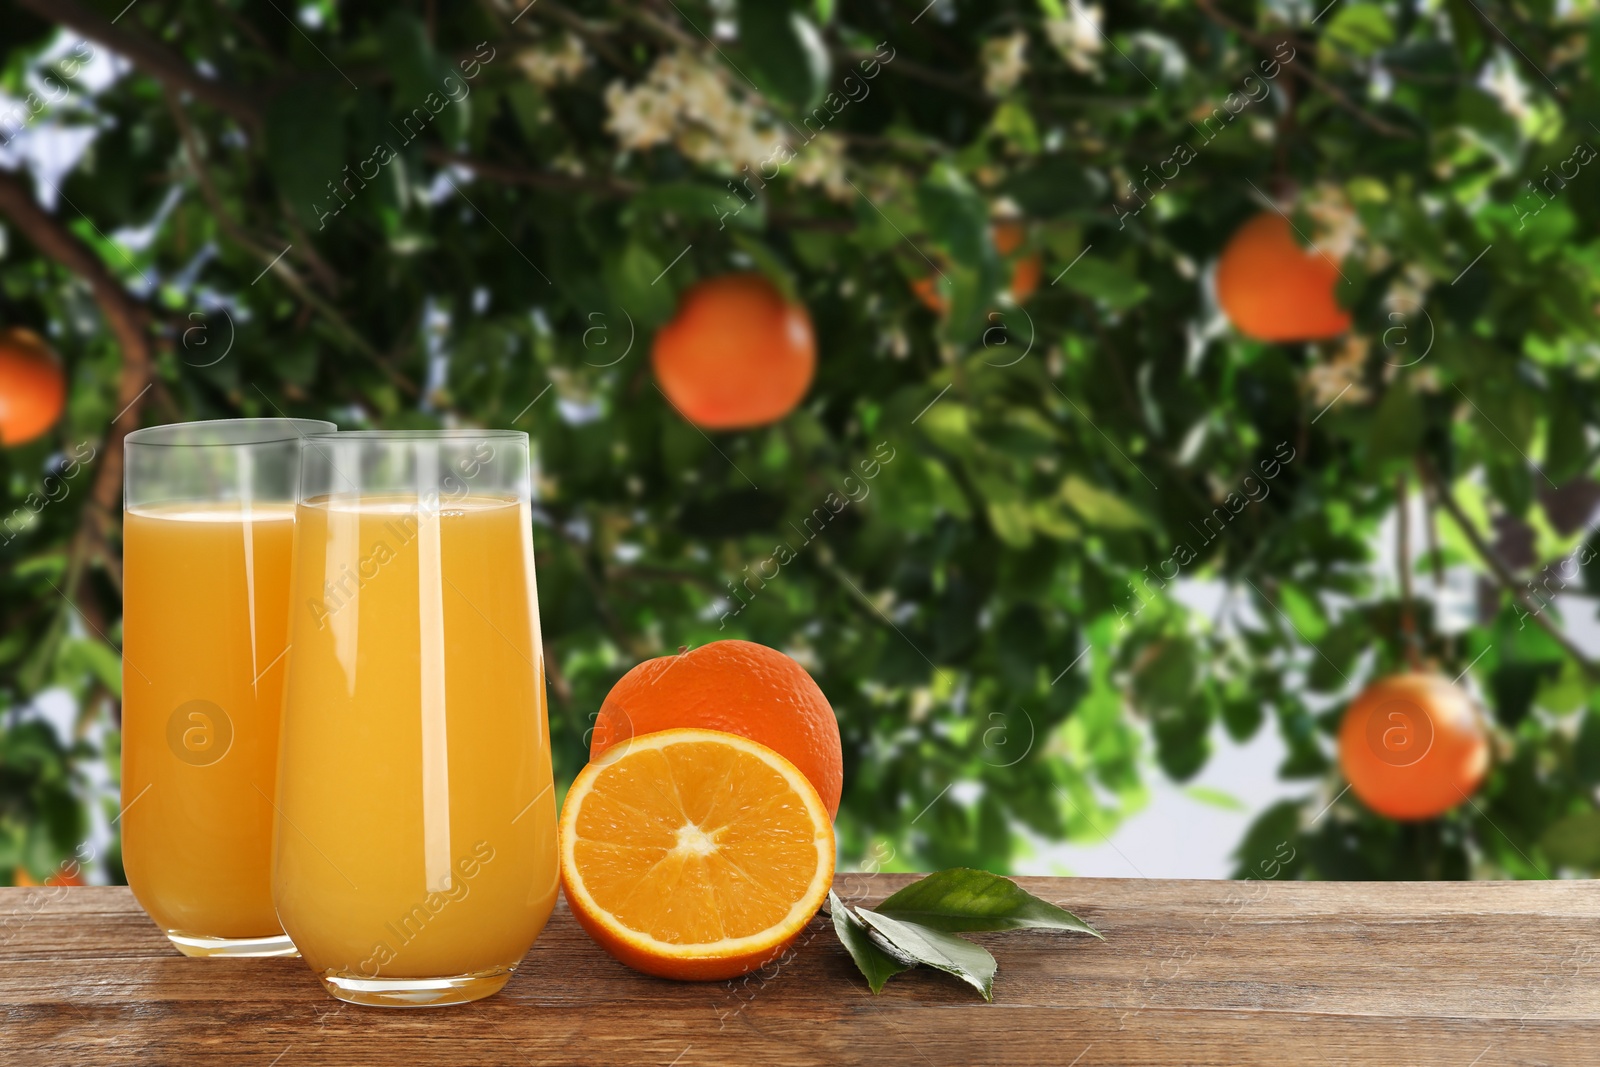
[
  {"left": 1131, "top": 638, "right": 1198, "bottom": 714},
  {"left": 622, "top": 182, "right": 766, "bottom": 232},
  {"left": 1221, "top": 692, "right": 1265, "bottom": 742},
  {"left": 1231, "top": 800, "right": 1305, "bottom": 879},
  {"left": 1060, "top": 475, "right": 1148, "bottom": 530},
  {"left": 874, "top": 867, "right": 1102, "bottom": 938},
  {"left": 1536, "top": 659, "right": 1586, "bottom": 716},
  {"left": 1545, "top": 389, "right": 1588, "bottom": 483},
  {"left": 63, "top": 638, "right": 121, "bottom": 698},
  {"left": 1277, "top": 582, "right": 1328, "bottom": 641},
  {"left": 1185, "top": 785, "right": 1248, "bottom": 812},
  {"left": 1323, "top": 2, "right": 1395, "bottom": 58},
  {"left": 265, "top": 83, "right": 346, "bottom": 228},
  {"left": 916, "top": 168, "right": 999, "bottom": 345},
  {"left": 986, "top": 497, "right": 1034, "bottom": 548},
  {"left": 1030, "top": 499, "right": 1080, "bottom": 539},
  {"left": 1367, "top": 382, "right": 1423, "bottom": 465},
  {"left": 382, "top": 13, "right": 435, "bottom": 104},
  {"left": 917, "top": 402, "right": 971, "bottom": 451},
  {"left": 1539, "top": 810, "right": 1600, "bottom": 868},
  {"left": 1444, "top": 0, "right": 1486, "bottom": 65},
  {"left": 1577, "top": 707, "right": 1600, "bottom": 785},
  {"left": 854, "top": 907, "right": 998, "bottom": 1000},
  {"left": 380, "top": 12, "right": 467, "bottom": 143},
  {"left": 503, "top": 82, "right": 547, "bottom": 143},
  {"left": 738, "top": 0, "right": 830, "bottom": 112},
  {"left": 1152, "top": 700, "right": 1212, "bottom": 781},
  {"left": 1057, "top": 255, "right": 1149, "bottom": 310},
  {"left": 1306, "top": 616, "right": 1362, "bottom": 694},
  {"left": 918, "top": 168, "right": 990, "bottom": 266},
  {"left": 1456, "top": 88, "right": 1520, "bottom": 171},
  {"left": 830, "top": 891, "right": 913, "bottom": 993},
  {"left": 989, "top": 98, "right": 1040, "bottom": 154},
  {"left": 1002, "top": 158, "right": 1104, "bottom": 216},
  {"left": 729, "top": 232, "right": 797, "bottom": 299},
  {"left": 1590, "top": 14, "right": 1600, "bottom": 86},
  {"left": 1486, "top": 455, "right": 1533, "bottom": 517},
  {"left": 603, "top": 243, "right": 676, "bottom": 326}
]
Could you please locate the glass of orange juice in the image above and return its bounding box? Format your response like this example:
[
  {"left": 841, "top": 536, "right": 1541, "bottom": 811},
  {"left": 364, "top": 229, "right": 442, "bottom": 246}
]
[
  {"left": 274, "top": 429, "right": 559, "bottom": 1007},
  {"left": 122, "top": 417, "right": 334, "bottom": 957}
]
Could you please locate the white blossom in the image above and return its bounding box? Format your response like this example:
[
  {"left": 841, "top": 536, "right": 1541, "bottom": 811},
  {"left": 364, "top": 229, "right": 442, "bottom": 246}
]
[
  {"left": 517, "top": 33, "right": 589, "bottom": 89},
  {"left": 1386, "top": 261, "right": 1433, "bottom": 318},
  {"left": 1045, "top": 5, "right": 1104, "bottom": 75},
  {"left": 1305, "top": 181, "right": 1362, "bottom": 264},
  {"left": 1481, "top": 53, "right": 1531, "bottom": 125},
  {"left": 1307, "top": 334, "right": 1371, "bottom": 407},
  {"left": 603, "top": 51, "right": 850, "bottom": 199},
  {"left": 982, "top": 31, "right": 1029, "bottom": 96}
]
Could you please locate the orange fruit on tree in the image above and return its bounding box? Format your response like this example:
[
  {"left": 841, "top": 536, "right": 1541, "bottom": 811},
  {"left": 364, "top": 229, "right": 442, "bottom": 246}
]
[
  {"left": 912, "top": 219, "right": 1041, "bottom": 314},
  {"left": 0, "top": 327, "right": 66, "bottom": 446},
  {"left": 560, "top": 727, "right": 836, "bottom": 981},
  {"left": 1337, "top": 672, "right": 1490, "bottom": 821},
  {"left": 9, "top": 866, "right": 84, "bottom": 887},
  {"left": 909, "top": 274, "right": 945, "bottom": 313},
  {"left": 992, "top": 218, "right": 1041, "bottom": 303},
  {"left": 1214, "top": 212, "right": 1351, "bottom": 342},
  {"left": 651, "top": 273, "right": 815, "bottom": 430},
  {"left": 589, "top": 639, "right": 843, "bottom": 818}
]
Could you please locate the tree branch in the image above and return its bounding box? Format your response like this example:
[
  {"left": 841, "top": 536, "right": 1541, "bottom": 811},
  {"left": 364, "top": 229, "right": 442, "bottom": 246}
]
[
  {"left": 1396, "top": 471, "right": 1422, "bottom": 671},
  {"left": 1193, "top": 0, "right": 1415, "bottom": 140},
  {"left": 163, "top": 93, "right": 419, "bottom": 397},
  {"left": 16, "top": 0, "right": 261, "bottom": 129},
  {"left": 424, "top": 147, "right": 639, "bottom": 197},
  {"left": 165, "top": 89, "right": 339, "bottom": 293},
  {"left": 0, "top": 168, "right": 153, "bottom": 608},
  {"left": 497, "top": 0, "right": 641, "bottom": 78},
  {"left": 841, "top": 48, "right": 985, "bottom": 100},
  {"left": 1419, "top": 459, "right": 1600, "bottom": 680}
]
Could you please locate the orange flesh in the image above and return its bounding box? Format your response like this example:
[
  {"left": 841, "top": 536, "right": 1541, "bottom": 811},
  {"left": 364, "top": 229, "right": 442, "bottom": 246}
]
[{"left": 569, "top": 737, "right": 827, "bottom": 946}]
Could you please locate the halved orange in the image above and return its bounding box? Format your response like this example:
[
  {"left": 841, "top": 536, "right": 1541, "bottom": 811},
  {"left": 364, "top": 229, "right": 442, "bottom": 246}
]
[{"left": 559, "top": 728, "right": 835, "bottom": 981}]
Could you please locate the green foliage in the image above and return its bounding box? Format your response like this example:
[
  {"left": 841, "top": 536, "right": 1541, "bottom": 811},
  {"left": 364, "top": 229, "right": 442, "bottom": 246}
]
[
  {"left": 2, "top": 0, "right": 1600, "bottom": 887},
  {"left": 854, "top": 906, "right": 998, "bottom": 999},
  {"left": 738, "top": 0, "right": 832, "bottom": 112},
  {"left": 830, "top": 890, "right": 913, "bottom": 993},
  {"left": 872, "top": 865, "right": 1100, "bottom": 935},
  {"left": 832, "top": 868, "right": 1099, "bottom": 998}
]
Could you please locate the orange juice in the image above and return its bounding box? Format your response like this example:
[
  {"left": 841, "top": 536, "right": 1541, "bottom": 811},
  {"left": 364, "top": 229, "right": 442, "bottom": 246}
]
[
  {"left": 121, "top": 503, "right": 295, "bottom": 950},
  {"left": 273, "top": 494, "right": 558, "bottom": 996}
]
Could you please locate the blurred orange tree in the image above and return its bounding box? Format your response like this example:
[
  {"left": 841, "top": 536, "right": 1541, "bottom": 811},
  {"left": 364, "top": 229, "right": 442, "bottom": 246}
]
[{"left": 3, "top": 0, "right": 1600, "bottom": 884}]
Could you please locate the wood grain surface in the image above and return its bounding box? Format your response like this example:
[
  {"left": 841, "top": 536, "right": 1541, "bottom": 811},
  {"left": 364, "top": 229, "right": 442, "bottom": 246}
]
[{"left": 3, "top": 875, "right": 1596, "bottom": 1065}]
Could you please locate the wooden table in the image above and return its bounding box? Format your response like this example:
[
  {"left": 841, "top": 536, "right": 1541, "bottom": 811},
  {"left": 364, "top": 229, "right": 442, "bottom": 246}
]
[{"left": 3, "top": 875, "right": 1596, "bottom": 1064}]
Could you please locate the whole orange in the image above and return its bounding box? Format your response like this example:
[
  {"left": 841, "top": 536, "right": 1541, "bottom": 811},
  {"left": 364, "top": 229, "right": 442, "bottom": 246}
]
[
  {"left": 1337, "top": 672, "right": 1490, "bottom": 821},
  {"left": 912, "top": 219, "right": 1041, "bottom": 313},
  {"left": 0, "top": 328, "right": 66, "bottom": 445},
  {"left": 1215, "top": 212, "right": 1351, "bottom": 342},
  {"left": 589, "top": 640, "right": 843, "bottom": 818},
  {"left": 651, "top": 274, "right": 815, "bottom": 430}
]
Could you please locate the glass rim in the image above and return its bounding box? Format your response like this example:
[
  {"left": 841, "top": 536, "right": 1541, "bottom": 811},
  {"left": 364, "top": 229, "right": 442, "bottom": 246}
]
[
  {"left": 301, "top": 429, "right": 527, "bottom": 443},
  {"left": 125, "top": 418, "right": 336, "bottom": 448}
]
